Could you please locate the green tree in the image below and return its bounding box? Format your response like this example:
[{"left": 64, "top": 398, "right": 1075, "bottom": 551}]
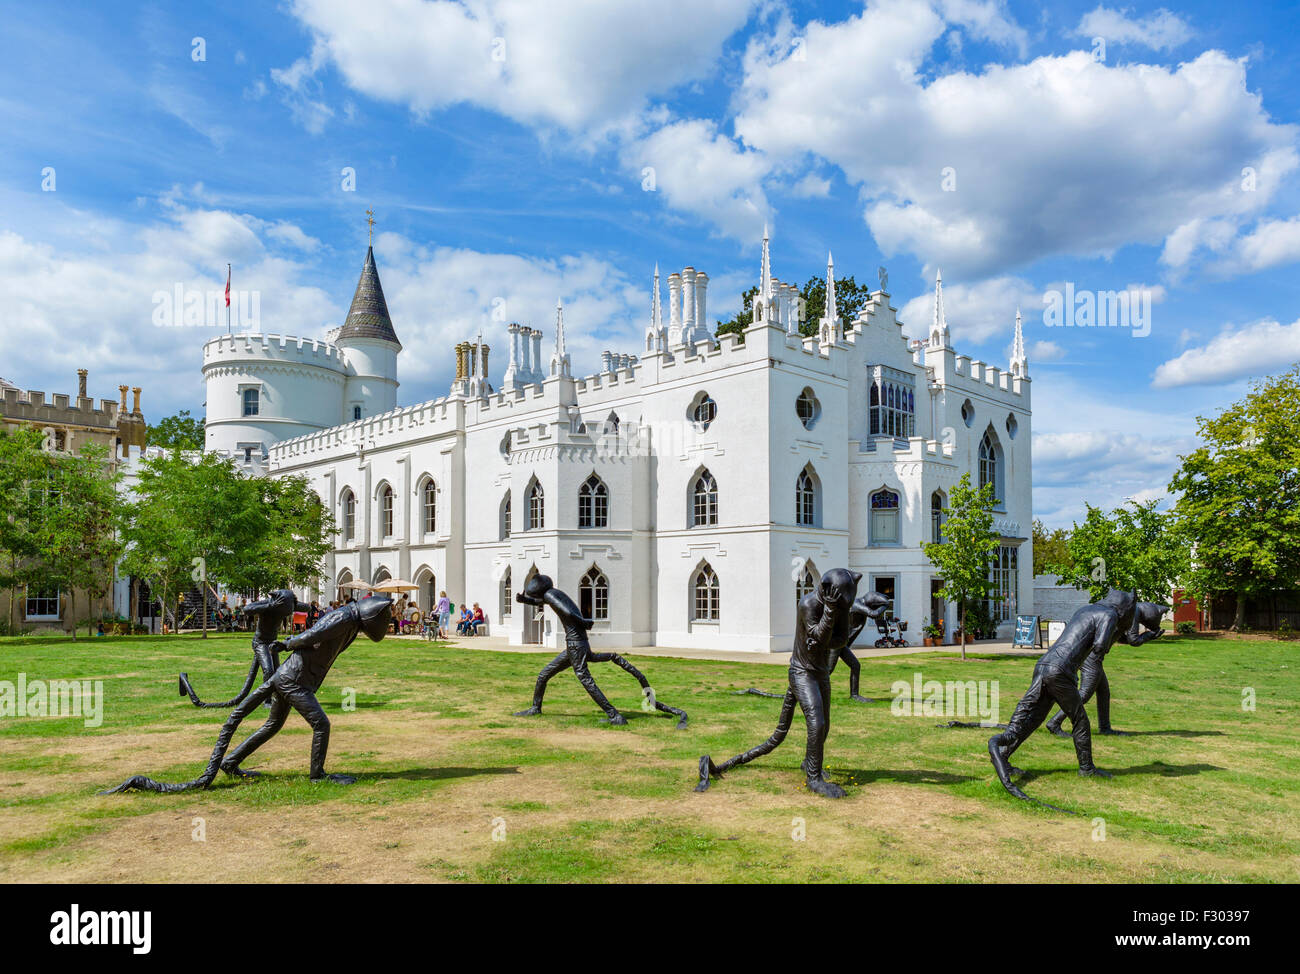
[
  {"left": 799, "top": 275, "right": 870, "bottom": 337},
  {"left": 239, "top": 474, "right": 335, "bottom": 595},
  {"left": 26, "top": 442, "right": 124, "bottom": 638},
  {"left": 148, "top": 409, "right": 205, "bottom": 450},
  {"left": 119, "top": 451, "right": 201, "bottom": 634},
  {"left": 1045, "top": 500, "right": 1187, "bottom": 603},
  {"left": 1031, "top": 519, "right": 1070, "bottom": 576},
  {"left": 922, "top": 472, "right": 998, "bottom": 660},
  {"left": 1169, "top": 365, "right": 1300, "bottom": 629},
  {"left": 0, "top": 427, "right": 46, "bottom": 633}
]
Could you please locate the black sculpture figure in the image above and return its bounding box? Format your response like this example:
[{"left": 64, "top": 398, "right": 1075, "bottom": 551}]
[
  {"left": 103, "top": 596, "right": 393, "bottom": 794},
  {"left": 735, "top": 590, "right": 890, "bottom": 702},
  {"left": 987, "top": 589, "right": 1137, "bottom": 809},
  {"left": 697, "top": 568, "right": 862, "bottom": 798},
  {"left": 178, "top": 589, "right": 305, "bottom": 708},
  {"left": 512, "top": 574, "right": 687, "bottom": 728},
  {"left": 834, "top": 591, "right": 891, "bottom": 702},
  {"left": 1044, "top": 600, "right": 1166, "bottom": 738}
]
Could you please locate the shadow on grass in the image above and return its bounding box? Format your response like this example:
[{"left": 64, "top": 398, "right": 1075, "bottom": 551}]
[
  {"left": 351, "top": 765, "right": 521, "bottom": 783},
  {"left": 1020, "top": 761, "right": 1225, "bottom": 783},
  {"left": 832, "top": 767, "right": 980, "bottom": 786}
]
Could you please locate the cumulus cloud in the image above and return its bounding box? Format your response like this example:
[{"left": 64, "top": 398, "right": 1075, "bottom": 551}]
[
  {"left": 279, "top": 0, "right": 757, "bottom": 134},
  {"left": 1151, "top": 317, "right": 1300, "bottom": 388},
  {"left": 732, "top": 0, "right": 1297, "bottom": 278},
  {"left": 1165, "top": 213, "right": 1300, "bottom": 278},
  {"left": 897, "top": 273, "right": 1039, "bottom": 344},
  {"left": 0, "top": 201, "right": 651, "bottom": 417},
  {"left": 622, "top": 119, "right": 771, "bottom": 239},
  {"left": 1030, "top": 373, "right": 1199, "bottom": 525},
  {"left": 1074, "top": 6, "right": 1193, "bottom": 51}
]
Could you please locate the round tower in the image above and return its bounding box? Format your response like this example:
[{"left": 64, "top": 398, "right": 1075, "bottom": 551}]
[
  {"left": 335, "top": 244, "right": 401, "bottom": 422},
  {"left": 201, "top": 333, "right": 347, "bottom": 461}
]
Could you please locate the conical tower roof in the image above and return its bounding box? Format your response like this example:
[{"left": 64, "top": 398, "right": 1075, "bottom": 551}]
[{"left": 337, "top": 245, "right": 400, "bottom": 347}]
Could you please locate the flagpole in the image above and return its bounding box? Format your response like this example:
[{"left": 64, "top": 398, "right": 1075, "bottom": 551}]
[{"left": 226, "top": 263, "right": 231, "bottom": 335}]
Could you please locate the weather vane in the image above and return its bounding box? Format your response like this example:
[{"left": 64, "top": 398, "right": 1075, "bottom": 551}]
[{"left": 366, "top": 208, "right": 376, "bottom": 246}]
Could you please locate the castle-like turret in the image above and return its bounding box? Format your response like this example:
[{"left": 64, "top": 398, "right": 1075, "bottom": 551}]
[
  {"left": 202, "top": 219, "right": 402, "bottom": 460},
  {"left": 336, "top": 243, "right": 401, "bottom": 421}
]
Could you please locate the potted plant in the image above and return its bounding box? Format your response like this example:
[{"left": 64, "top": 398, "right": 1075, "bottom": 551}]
[{"left": 922, "top": 620, "right": 943, "bottom": 646}]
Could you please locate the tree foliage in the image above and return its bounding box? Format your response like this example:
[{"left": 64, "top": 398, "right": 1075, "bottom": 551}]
[
  {"left": 0, "top": 429, "right": 124, "bottom": 637},
  {"left": 147, "top": 409, "right": 205, "bottom": 450},
  {"left": 715, "top": 275, "right": 871, "bottom": 340},
  {"left": 922, "top": 472, "right": 999, "bottom": 660},
  {"left": 1168, "top": 365, "right": 1300, "bottom": 628},
  {"left": 120, "top": 450, "right": 334, "bottom": 632},
  {"left": 1044, "top": 500, "right": 1188, "bottom": 603},
  {"left": 1031, "top": 519, "right": 1069, "bottom": 576}
]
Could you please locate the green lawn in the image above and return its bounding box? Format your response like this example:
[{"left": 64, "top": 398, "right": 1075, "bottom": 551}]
[{"left": 0, "top": 630, "right": 1295, "bottom": 882}]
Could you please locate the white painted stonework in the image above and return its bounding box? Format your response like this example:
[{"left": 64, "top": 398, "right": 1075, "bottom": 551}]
[{"left": 204, "top": 238, "right": 1033, "bottom": 652}]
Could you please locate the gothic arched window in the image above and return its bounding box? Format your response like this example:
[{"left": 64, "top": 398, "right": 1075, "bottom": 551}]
[
  {"left": 691, "top": 469, "right": 718, "bottom": 526},
  {"left": 501, "top": 494, "right": 512, "bottom": 540},
  {"left": 341, "top": 489, "right": 355, "bottom": 542},
  {"left": 421, "top": 478, "right": 438, "bottom": 534},
  {"left": 693, "top": 563, "right": 720, "bottom": 621},
  {"left": 380, "top": 484, "right": 394, "bottom": 539},
  {"left": 578, "top": 474, "right": 608, "bottom": 528},
  {"left": 869, "top": 488, "right": 900, "bottom": 545},
  {"left": 580, "top": 565, "right": 609, "bottom": 621},
  {"left": 796, "top": 467, "right": 819, "bottom": 527},
  {"left": 979, "top": 428, "right": 1003, "bottom": 505},
  {"left": 796, "top": 564, "right": 817, "bottom": 604},
  {"left": 526, "top": 479, "right": 544, "bottom": 530}
]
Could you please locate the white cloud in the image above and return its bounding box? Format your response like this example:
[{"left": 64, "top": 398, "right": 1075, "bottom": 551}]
[
  {"left": 279, "top": 0, "right": 758, "bottom": 134},
  {"left": 1074, "top": 6, "right": 1193, "bottom": 52},
  {"left": 622, "top": 118, "right": 771, "bottom": 240},
  {"left": 897, "top": 273, "right": 1039, "bottom": 344},
  {"left": 1152, "top": 317, "right": 1300, "bottom": 388},
  {"left": 1030, "top": 373, "right": 1199, "bottom": 526},
  {"left": 731, "top": 0, "right": 1297, "bottom": 278},
  {"left": 1028, "top": 339, "right": 1065, "bottom": 362},
  {"left": 0, "top": 198, "right": 652, "bottom": 419}
]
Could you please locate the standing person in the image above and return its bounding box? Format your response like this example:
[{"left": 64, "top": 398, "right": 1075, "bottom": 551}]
[{"left": 435, "top": 591, "right": 451, "bottom": 639}]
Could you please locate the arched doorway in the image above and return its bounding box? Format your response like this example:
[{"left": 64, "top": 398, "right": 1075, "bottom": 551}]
[
  {"left": 335, "top": 568, "right": 354, "bottom": 605},
  {"left": 414, "top": 565, "right": 436, "bottom": 615},
  {"left": 522, "top": 565, "right": 544, "bottom": 644}
]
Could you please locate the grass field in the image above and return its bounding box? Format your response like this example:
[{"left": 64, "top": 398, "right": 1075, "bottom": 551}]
[{"left": 0, "top": 630, "right": 1296, "bottom": 883}]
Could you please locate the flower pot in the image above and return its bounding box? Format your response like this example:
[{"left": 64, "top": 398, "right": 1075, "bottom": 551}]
[{"left": 923, "top": 637, "right": 935, "bottom": 647}]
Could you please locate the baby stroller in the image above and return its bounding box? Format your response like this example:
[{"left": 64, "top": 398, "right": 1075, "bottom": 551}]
[{"left": 873, "top": 612, "right": 909, "bottom": 648}]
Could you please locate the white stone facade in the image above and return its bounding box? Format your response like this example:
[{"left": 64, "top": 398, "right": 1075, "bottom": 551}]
[{"left": 205, "top": 239, "right": 1034, "bottom": 652}]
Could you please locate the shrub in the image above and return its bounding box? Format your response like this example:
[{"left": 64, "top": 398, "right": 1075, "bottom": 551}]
[{"left": 1175, "top": 621, "right": 1196, "bottom": 635}]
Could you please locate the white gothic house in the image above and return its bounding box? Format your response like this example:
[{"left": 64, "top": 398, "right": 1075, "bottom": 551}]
[{"left": 202, "top": 232, "right": 1033, "bottom": 652}]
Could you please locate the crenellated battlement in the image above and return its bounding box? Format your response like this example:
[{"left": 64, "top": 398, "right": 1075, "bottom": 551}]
[
  {"left": 202, "top": 332, "right": 349, "bottom": 373},
  {"left": 269, "top": 394, "right": 460, "bottom": 465}
]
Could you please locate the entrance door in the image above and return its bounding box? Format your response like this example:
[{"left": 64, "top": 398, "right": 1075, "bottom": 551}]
[
  {"left": 525, "top": 603, "right": 544, "bottom": 644},
  {"left": 930, "top": 579, "right": 945, "bottom": 633}
]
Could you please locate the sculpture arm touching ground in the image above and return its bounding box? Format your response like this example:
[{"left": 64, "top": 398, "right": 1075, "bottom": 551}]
[
  {"left": 104, "top": 597, "right": 393, "bottom": 794},
  {"left": 513, "top": 574, "right": 686, "bottom": 728}
]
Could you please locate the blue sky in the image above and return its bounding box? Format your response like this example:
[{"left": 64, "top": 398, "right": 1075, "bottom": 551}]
[{"left": 2, "top": 0, "right": 1298, "bottom": 528}]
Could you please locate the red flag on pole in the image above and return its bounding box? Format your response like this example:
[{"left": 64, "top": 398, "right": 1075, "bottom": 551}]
[{"left": 225, "top": 264, "right": 231, "bottom": 307}]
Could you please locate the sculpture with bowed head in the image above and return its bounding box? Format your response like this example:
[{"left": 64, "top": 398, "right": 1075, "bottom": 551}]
[{"left": 513, "top": 573, "right": 687, "bottom": 728}]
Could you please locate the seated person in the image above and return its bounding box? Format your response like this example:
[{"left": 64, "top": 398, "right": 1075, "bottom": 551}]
[
  {"left": 469, "top": 603, "right": 485, "bottom": 635},
  {"left": 456, "top": 606, "right": 473, "bottom": 634}
]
